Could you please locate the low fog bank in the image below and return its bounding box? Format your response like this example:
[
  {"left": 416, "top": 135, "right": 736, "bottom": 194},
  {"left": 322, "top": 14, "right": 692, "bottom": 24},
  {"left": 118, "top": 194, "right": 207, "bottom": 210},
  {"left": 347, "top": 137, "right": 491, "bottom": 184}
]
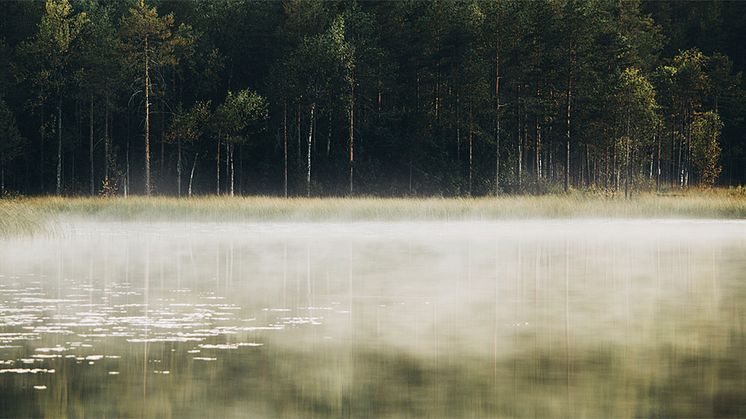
[
  {"left": 48, "top": 217, "right": 746, "bottom": 244},
  {"left": 1, "top": 219, "right": 745, "bottom": 417}
]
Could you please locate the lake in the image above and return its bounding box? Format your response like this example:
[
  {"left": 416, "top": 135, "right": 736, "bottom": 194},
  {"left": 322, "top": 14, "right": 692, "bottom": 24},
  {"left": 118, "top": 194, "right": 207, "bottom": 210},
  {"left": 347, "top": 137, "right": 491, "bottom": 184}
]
[{"left": 1, "top": 220, "right": 745, "bottom": 417}]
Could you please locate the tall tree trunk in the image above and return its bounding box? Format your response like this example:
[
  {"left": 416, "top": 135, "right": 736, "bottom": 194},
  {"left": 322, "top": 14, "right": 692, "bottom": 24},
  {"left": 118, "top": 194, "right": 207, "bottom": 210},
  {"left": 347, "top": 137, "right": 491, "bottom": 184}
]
[
  {"left": 225, "top": 141, "right": 230, "bottom": 195},
  {"left": 678, "top": 112, "right": 684, "bottom": 187},
  {"left": 216, "top": 138, "right": 221, "bottom": 195},
  {"left": 585, "top": 144, "right": 590, "bottom": 187},
  {"left": 523, "top": 106, "right": 528, "bottom": 182},
  {"left": 105, "top": 86, "right": 110, "bottom": 180},
  {"left": 24, "top": 150, "right": 28, "bottom": 194},
  {"left": 160, "top": 103, "right": 165, "bottom": 180},
  {"left": 613, "top": 145, "right": 618, "bottom": 192},
  {"left": 648, "top": 150, "right": 653, "bottom": 180},
  {"left": 188, "top": 152, "right": 198, "bottom": 197},
  {"left": 90, "top": 96, "right": 94, "bottom": 196},
  {"left": 656, "top": 121, "right": 661, "bottom": 193},
  {"left": 312, "top": 108, "right": 317, "bottom": 157},
  {"left": 306, "top": 103, "right": 315, "bottom": 197},
  {"left": 684, "top": 105, "right": 691, "bottom": 187},
  {"left": 536, "top": 116, "right": 541, "bottom": 181},
  {"left": 224, "top": 138, "right": 231, "bottom": 195},
  {"left": 517, "top": 85, "right": 522, "bottom": 189},
  {"left": 670, "top": 116, "right": 675, "bottom": 188},
  {"left": 73, "top": 100, "right": 79, "bottom": 190},
  {"left": 550, "top": 137, "right": 554, "bottom": 181},
  {"left": 625, "top": 112, "right": 629, "bottom": 198},
  {"left": 230, "top": 143, "right": 235, "bottom": 197},
  {"left": 468, "top": 102, "right": 473, "bottom": 197},
  {"left": 565, "top": 73, "right": 572, "bottom": 193},
  {"left": 435, "top": 75, "right": 440, "bottom": 120},
  {"left": 296, "top": 102, "right": 301, "bottom": 174},
  {"left": 456, "top": 95, "right": 461, "bottom": 191},
  {"left": 408, "top": 160, "right": 412, "bottom": 195},
  {"left": 40, "top": 105, "right": 44, "bottom": 193},
  {"left": 629, "top": 139, "right": 635, "bottom": 199},
  {"left": 579, "top": 142, "right": 585, "bottom": 188},
  {"left": 326, "top": 111, "right": 332, "bottom": 157},
  {"left": 565, "top": 44, "right": 574, "bottom": 193},
  {"left": 283, "top": 102, "right": 288, "bottom": 198},
  {"left": 144, "top": 33, "right": 152, "bottom": 195},
  {"left": 349, "top": 84, "right": 354, "bottom": 195},
  {"left": 125, "top": 130, "right": 130, "bottom": 198},
  {"left": 56, "top": 96, "right": 62, "bottom": 195},
  {"left": 177, "top": 138, "right": 182, "bottom": 197},
  {"left": 494, "top": 25, "right": 500, "bottom": 196},
  {"left": 604, "top": 146, "right": 609, "bottom": 191}
]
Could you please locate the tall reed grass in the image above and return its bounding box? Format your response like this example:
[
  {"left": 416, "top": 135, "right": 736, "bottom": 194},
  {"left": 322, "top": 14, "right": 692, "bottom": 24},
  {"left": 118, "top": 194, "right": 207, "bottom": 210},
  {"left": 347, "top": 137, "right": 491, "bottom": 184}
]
[
  {"left": 0, "top": 199, "right": 50, "bottom": 236},
  {"left": 1, "top": 188, "right": 743, "bottom": 227}
]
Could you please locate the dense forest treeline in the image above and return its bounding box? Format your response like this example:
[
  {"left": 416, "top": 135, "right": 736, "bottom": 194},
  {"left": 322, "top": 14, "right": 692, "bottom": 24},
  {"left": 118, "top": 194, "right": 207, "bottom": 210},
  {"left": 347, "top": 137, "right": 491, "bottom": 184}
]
[{"left": 0, "top": 0, "right": 744, "bottom": 197}]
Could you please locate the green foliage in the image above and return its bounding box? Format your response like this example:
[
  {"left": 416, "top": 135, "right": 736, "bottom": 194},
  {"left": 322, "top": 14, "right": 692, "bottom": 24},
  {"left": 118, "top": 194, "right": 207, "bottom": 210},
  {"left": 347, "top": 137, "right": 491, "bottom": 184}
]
[
  {"left": 166, "top": 100, "right": 212, "bottom": 145},
  {"left": 19, "top": 0, "right": 87, "bottom": 96},
  {"left": 214, "top": 89, "right": 268, "bottom": 145},
  {"left": 618, "top": 67, "right": 659, "bottom": 139},
  {"left": 691, "top": 111, "right": 723, "bottom": 187},
  {"left": 675, "top": 49, "right": 709, "bottom": 96},
  {"left": 282, "top": 14, "right": 354, "bottom": 108},
  {"left": 706, "top": 52, "right": 741, "bottom": 110},
  {"left": 0, "top": 0, "right": 745, "bottom": 196},
  {"left": 77, "top": 1, "right": 122, "bottom": 96},
  {"left": 119, "top": 0, "right": 194, "bottom": 91}
]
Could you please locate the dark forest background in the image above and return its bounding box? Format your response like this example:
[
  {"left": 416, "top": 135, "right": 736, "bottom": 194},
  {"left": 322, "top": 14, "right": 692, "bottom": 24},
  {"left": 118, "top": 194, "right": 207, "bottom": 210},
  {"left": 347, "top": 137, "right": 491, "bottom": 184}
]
[{"left": 1, "top": 0, "right": 745, "bottom": 197}]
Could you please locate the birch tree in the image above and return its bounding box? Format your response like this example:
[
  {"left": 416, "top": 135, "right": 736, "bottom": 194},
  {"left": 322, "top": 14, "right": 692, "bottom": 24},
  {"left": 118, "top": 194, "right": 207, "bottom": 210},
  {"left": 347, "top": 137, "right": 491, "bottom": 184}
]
[
  {"left": 691, "top": 111, "right": 722, "bottom": 187},
  {"left": 617, "top": 68, "right": 658, "bottom": 198},
  {"left": 166, "top": 100, "right": 211, "bottom": 197},
  {"left": 213, "top": 89, "right": 268, "bottom": 196}
]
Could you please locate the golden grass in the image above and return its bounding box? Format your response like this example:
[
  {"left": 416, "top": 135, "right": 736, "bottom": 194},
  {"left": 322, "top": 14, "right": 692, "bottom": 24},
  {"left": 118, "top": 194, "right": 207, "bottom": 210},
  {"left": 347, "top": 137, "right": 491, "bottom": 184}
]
[
  {"left": 0, "top": 187, "right": 743, "bottom": 232},
  {"left": 0, "top": 199, "right": 50, "bottom": 236}
]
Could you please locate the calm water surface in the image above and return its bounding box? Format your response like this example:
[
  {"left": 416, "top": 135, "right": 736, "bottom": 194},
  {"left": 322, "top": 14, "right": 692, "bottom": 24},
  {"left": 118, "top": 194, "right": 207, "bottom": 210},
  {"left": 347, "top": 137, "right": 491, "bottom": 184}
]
[{"left": 1, "top": 220, "right": 745, "bottom": 418}]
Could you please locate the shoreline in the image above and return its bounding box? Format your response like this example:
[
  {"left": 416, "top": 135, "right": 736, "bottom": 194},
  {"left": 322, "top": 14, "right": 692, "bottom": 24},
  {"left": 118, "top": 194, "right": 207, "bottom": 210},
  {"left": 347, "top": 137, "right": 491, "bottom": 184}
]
[{"left": 2, "top": 190, "right": 746, "bottom": 236}]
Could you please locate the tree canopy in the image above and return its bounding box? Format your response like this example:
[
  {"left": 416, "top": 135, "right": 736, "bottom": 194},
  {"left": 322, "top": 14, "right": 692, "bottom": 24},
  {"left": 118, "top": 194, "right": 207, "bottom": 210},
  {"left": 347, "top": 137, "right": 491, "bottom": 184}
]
[{"left": 1, "top": 0, "right": 744, "bottom": 197}]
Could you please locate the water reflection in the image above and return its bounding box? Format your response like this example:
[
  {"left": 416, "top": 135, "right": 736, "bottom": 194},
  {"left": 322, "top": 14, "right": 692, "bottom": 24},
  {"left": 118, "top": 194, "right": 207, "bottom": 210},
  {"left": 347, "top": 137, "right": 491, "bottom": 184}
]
[{"left": 0, "top": 221, "right": 745, "bottom": 417}]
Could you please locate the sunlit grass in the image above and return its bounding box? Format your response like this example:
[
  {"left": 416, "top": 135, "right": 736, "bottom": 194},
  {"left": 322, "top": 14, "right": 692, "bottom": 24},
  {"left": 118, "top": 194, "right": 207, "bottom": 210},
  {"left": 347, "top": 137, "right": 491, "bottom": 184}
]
[
  {"left": 0, "top": 199, "right": 49, "bottom": 236},
  {"left": 1, "top": 188, "right": 745, "bottom": 235}
]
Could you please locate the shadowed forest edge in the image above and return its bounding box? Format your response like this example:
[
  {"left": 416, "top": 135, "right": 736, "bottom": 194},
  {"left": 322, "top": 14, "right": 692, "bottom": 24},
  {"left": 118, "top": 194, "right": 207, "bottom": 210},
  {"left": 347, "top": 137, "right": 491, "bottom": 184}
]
[{"left": 0, "top": 0, "right": 745, "bottom": 198}]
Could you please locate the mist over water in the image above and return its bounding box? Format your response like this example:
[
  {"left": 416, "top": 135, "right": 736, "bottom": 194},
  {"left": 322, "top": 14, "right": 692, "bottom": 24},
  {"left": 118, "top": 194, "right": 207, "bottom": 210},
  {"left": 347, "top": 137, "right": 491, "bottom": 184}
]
[{"left": 1, "top": 220, "right": 745, "bottom": 417}]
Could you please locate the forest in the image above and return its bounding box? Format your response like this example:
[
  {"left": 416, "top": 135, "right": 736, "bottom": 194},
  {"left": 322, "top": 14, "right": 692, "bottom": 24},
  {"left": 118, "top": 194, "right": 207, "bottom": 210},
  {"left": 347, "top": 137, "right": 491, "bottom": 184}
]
[{"left": 0, "top": 0, "right": 744, "bottom": 197}]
